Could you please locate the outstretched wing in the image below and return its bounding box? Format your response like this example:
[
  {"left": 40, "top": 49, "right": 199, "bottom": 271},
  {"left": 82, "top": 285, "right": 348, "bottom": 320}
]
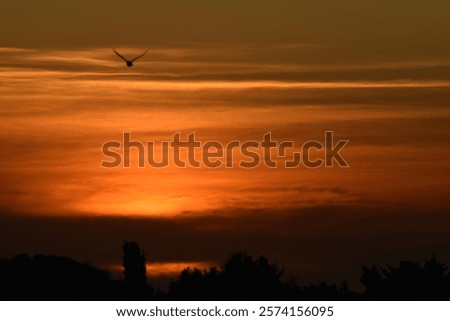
[
  {"left": 113, "top": 49, "right": 128, "bottom": 62},
  {"left": 131, "top": 50, "right": 148, "bottom": 63}
]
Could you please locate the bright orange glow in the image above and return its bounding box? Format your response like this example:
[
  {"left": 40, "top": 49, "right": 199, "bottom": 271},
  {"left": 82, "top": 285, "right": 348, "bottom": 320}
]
[{"left": 109, "top": 261, "right": 215, "bottom": 277}]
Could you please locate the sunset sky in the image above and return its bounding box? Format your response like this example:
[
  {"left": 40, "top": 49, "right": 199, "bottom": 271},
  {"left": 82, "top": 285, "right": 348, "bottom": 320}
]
[{"left": 1, "top": 0, "right": 449, "bottom": 289}]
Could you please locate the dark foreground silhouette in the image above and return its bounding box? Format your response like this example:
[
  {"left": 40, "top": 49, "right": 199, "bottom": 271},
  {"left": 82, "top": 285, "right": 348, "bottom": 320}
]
[{"left": 1, "top": 242, "right": 449, "bottom": 300}]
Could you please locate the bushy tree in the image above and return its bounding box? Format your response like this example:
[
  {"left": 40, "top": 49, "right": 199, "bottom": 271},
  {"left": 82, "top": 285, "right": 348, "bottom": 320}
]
[{"left": 122, "top": 241, "right": 147, "bottom": 298}]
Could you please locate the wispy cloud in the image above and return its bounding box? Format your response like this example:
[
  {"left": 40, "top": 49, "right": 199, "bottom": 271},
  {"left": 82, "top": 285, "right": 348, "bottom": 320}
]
[{"left": 0, "top": 46, "right": 449, "bottom": 218}]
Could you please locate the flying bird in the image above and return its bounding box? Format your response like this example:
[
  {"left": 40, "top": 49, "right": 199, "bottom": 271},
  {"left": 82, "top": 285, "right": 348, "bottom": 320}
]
[{"left": 113, "top": 49, "right": 148, "bottom": 67}]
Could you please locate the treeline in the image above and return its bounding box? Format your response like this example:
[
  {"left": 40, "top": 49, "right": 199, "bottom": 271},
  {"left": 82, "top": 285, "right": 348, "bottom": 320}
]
[{"left": 1, "top": 242, "right": 449, "bottom": 300}]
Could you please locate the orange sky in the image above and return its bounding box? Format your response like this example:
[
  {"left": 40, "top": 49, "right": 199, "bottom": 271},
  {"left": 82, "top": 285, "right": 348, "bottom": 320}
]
[
  {"left": 1, "top": 0, "right": 450, "bottom": 289},
  {"left": 0, "top": 46, "right": 448, "bottom": 218}
]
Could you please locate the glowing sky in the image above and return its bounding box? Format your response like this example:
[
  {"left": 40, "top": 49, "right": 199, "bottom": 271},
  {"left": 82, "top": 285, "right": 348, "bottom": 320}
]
[
  {"left": 0, "top": 0, "right": 449, "bottom": 288},
  {"left": 0, "top": 46, "right": 448, "bottom": 217}
]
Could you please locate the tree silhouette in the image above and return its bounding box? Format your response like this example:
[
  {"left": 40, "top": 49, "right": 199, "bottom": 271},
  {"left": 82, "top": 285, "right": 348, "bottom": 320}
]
[
  {"left": 360, "top": 256, "right": 450, "bottom": 300},
  {"left": 1, "top": 247, "right": 449, "bottom": 300},
  {"left": 221, "top": 252, "right": 285, "bottom": 300},
  {"left": 122, "top": 241, "right": 147, "bottom": 298},
  {"left": 360, "top": 265, "right": 384, "bottom": 299},
  {"left": 169, "top": 267, "right": 220, "bottom": 300},
  {"left": 423, "top": 256, "right": 449, "bottom": 298},
  {"left": 169, "top": 251, "right": 286, "bottom": 300}
]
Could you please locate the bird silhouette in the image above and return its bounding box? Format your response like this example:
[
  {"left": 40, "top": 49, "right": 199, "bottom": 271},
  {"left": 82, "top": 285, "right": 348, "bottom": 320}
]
[{"left": 113, "top": 49, "right": 148, "bottom": 67}]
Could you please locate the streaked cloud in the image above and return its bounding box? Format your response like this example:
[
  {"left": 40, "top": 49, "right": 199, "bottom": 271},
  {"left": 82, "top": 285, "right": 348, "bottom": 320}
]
[{"left": 0, "top": 45, "right": 449, "bottom": 219}]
